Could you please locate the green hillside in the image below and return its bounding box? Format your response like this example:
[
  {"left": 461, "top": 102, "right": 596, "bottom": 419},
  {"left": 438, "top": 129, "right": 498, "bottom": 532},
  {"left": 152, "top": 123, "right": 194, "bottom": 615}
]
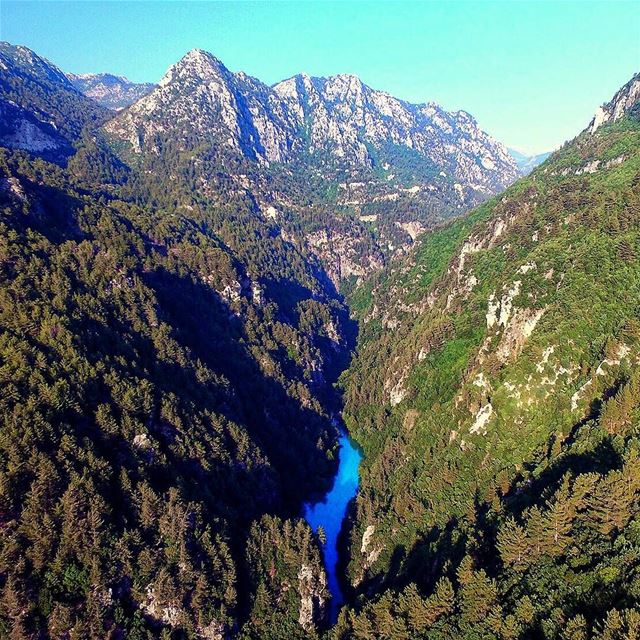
[{"left": 337, "top": 80, "right": 640, "bottom": 638}]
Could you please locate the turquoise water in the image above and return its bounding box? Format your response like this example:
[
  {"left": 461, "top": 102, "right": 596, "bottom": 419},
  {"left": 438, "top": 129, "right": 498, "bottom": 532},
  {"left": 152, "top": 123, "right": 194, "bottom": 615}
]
[{"left": 304, "top": 429, "right": 362, "bottom": 622}]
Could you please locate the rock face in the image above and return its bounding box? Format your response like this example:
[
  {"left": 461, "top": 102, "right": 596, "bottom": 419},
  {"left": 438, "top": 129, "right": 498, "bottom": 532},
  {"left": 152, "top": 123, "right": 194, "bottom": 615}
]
[
  {"left": 0, "top": 101, "right": 61, "bottom": 152},
  {"left": 297, "top": 563, "right": 328, "bottom": 631},
  {"left": 588, "top": 72, "right": 640, "bottom": 133},
  {"left": 67, "top": 72, "right": 155, "bottom": 110},
  {"left": 306, "top": 227, "right": 385, "bottom": 285},
  {"left": 274, "top": 72, "right": 519, "bottom": 193}
]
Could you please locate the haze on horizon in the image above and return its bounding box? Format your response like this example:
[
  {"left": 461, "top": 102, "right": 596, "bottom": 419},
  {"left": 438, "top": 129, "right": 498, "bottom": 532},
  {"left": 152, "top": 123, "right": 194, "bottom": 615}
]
[{"left": 1, "top": 0, "right": 638, "bottom": 155}]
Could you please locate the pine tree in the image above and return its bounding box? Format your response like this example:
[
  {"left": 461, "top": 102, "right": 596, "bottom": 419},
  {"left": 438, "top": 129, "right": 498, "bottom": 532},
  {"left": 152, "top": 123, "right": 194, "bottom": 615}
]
[
  {"left": 515, "top": 596, "right": 535, "bottom": 627},
  {"left": 457, "top": 556, "right": 498, "bottom": 625},
  {"left": 525, "top": 506, "right": 548, "bottom": 560},
  {"left": 0, "top": 575, "right": 31, "bottom": 640},
  {"left": 424, "top": 577, "right": 454, "bottom": 626},
  {"left": 563, "top": 614, "right": 588, "bottom": 640},
  {"left": 545, "top": 477, "right": 576, "bottom": 556},
  {"left": 402, "top": 578, "right": 454, "bottom": 632},
  {"left": 501, "top": 614, "right": 521, "bottom": 640},
  {"left": 371, "top": 593, "right": 395, "bottom": 638},
  {"left": 595, "top": 609, "right": 624, "bottom": 640},
  {"left": 587, "top": 471, "right": 633, "bottom": 536},
  {"left": 351, "top": 609, "right": 378, "bottom": 640},
  {"left": 497, "top": 517, "right": 530, "bottom": 570}
]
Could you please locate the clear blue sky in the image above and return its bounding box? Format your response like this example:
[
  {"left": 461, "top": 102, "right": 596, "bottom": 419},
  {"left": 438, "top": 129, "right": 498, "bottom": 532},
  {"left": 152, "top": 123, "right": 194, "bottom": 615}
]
[{"left": 1, "top": 1, "right": 638, "bottom": 154}]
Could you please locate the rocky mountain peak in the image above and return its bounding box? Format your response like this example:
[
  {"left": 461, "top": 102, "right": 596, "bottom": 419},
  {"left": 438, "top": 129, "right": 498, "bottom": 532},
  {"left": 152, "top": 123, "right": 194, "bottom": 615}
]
[
  {"left": 69, "top": 71, "right": 129, "bottom": 84},
  {"left": 589, "top": 71, "right": 640, "bottom": 133},
  {"left": 105, "top": 48, "right": 296, "bottom": 162},
  {"left": 158, "top": 48, "right": 229, "bottom": 88},
  {"left": 272, "top": 73, "right": 317, "bottom": 102},
  {"left": 323, "top": 73, "right": 367, "bottom": 102},
  {"left": 275, "top": 69, "right": 518, "bottom": 186}
]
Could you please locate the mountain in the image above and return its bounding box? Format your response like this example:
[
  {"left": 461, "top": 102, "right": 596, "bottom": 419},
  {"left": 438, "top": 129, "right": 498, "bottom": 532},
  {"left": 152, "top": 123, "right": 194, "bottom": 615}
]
[
  {"left": 273, "top": 72, "right": 517, "bottom": 193},
  {"left": 508, "top": 147, "right": 551, "bottom": 174},
  {"left": 102, "top": 48, "right": 518, "bottom": 284},
  {"left": 105, "top": 49, "right": 517, "bottom": 193},
  {"left": 0, "top": 43, "right": 522, "bottom": 287},
  {"left": 67, "top": 72, "right": 155, "bottom": 110},
  {"left": 337, "top": 72, "right": 640, "bottom": 637},
  {"left": 0, "top": 42, "right": 108, "bottom": 157}
]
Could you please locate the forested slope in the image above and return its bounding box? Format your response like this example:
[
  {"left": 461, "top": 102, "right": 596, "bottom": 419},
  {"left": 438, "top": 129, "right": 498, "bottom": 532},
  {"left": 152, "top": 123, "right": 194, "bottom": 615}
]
[
  {"left": 0, "top": 42, "right": 108, "bottom": 160},
  {"left": 0, "top": 38, "right": 373, "bottom": 634},
  {"left": 337, "top": 74, "right": 640, "bottom": 639},
  {"left": 0, "top": 141, "right": 357, "bottom": 636}
]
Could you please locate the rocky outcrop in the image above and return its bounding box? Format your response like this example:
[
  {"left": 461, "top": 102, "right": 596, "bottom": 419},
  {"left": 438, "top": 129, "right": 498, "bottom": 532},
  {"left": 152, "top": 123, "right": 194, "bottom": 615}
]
[
  {"left": 297, "top": 563, "right": 328, "bottom": 631},
  {"left": 358, "top": 524, "right": 382, "bottom": 577},
  {"left": 588, "top": 72, "right": 640, "bottom": 133},
  {"left": 0, "top": 102, "right": 63, "bottom": 152},
  {"left": 306, "top": 228, "right": 385, "bottom": 286},
  {"left": 141, "top": 586, "right": 184, "bottom": 628}
]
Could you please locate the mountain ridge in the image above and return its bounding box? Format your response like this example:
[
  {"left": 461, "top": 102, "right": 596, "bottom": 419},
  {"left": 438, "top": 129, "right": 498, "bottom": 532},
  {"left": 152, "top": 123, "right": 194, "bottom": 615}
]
[
  {"left": 106, "top": 47, "right": 518, "bottom": 191},
  {"left": 0, "top": 40, "right": 521, "bottom": 271},
  {"left": 589, "top": 71, "right": 640, "bottom": 133}
]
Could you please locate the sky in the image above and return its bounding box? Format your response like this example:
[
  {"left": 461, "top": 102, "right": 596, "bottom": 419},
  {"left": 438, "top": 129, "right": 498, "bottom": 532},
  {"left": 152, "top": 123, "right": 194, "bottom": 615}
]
[{"left": 1, "top": 1, "right": 638, "bottom": 154}]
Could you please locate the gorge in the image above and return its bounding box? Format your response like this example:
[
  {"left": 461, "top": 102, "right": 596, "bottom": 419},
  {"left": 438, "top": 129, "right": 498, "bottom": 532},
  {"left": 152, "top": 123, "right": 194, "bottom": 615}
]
[{"left": 0, "top": 35, "right": 639, "bottom": 640}]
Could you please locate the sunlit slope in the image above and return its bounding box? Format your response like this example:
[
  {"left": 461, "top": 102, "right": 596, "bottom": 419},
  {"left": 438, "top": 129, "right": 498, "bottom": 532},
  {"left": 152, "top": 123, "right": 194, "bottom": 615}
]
[{"left": 343, "top": 74, "right": 640, "bottom": 586}]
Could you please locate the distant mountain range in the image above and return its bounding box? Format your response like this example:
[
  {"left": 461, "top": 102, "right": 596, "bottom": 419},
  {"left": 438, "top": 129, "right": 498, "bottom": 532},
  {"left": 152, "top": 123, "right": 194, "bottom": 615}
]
[
  {"left": 507, "top": 147, "right": 551, "bottom": 174},
  {"left": 103, "top": 49, "right": 519, "bottom": 232},
  {"left": 67, "top": 72, "right": 155, "bottom": 110}
]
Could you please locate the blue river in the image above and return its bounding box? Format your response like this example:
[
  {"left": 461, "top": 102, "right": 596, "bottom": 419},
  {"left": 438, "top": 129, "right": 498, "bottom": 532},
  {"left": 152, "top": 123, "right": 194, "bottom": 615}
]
[{"left": 304, "top": 429, "right": 362, "bottom": 622}]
